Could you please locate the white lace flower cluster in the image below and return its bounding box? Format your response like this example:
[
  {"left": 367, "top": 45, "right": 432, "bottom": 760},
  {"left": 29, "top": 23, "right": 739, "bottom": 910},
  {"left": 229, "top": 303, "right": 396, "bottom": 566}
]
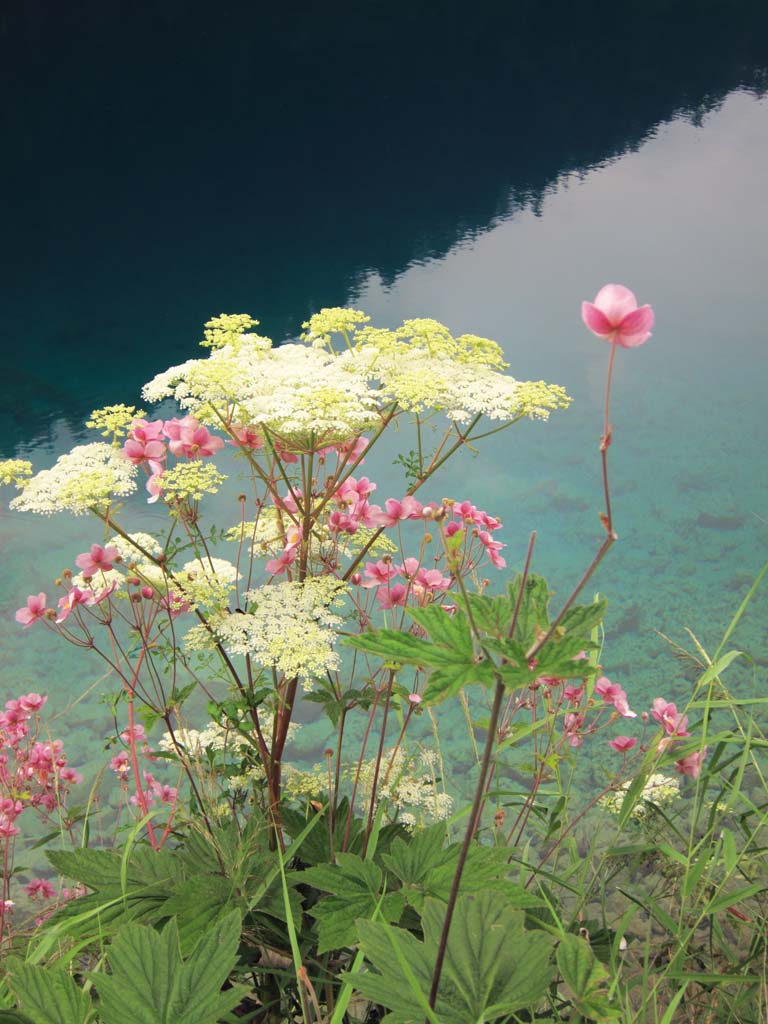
[
  {"left": 599, "top": 772, "right": 681, "bottom": 818},
  {"left": 210, "top": 577, "right": 346, "bottom": 688},
  {"left": 356, "top": 747, "right": 453, "bottom": 827},
  {"left": 9, "top": 443, "right": 137, "bottom": 515},
  {"left": 142, "top": 338, "right": 382, "bottom": 447},
  {"left": 140, "top": 309, "right": 569, "bottom": 447}
]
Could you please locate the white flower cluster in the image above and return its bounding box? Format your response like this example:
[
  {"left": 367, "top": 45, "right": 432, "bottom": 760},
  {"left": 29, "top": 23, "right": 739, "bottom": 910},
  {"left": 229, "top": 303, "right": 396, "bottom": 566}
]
[
  {"left": 178, "top": 557, "right": 240, "bottom": 610},
  {"left": 109, "top": 532, "right": 164, "bottom": 561},
  {"left": 212, "top": 577, "right": 346, "bottom": 688},
  {"left": 9, "top": 443, "right": 137, "bottom": 515},
  {"left": 356, "top": 747, "right": 453, "bottom": 827},
  {"left": 600, "top": 773, "right": 681, "bottom": 818},
  {"left": 158, "top": 722, "right": 230, "bottom": 755},
  {"left": 142, "top": 337, "right": 382, "bottom": 447}
]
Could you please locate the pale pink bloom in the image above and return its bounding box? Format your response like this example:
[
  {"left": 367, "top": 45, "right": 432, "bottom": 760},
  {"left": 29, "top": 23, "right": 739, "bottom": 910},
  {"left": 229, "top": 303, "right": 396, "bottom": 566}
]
[
  {"left": 370, "top": 496, "right": 424, "bottom": 527},
  {"left": 146, "top": 472, "right": 164, "bottom": 503},
  {"left": 59, "top": 767, "right": 83, "bottom": 785},
  {"left": 335, "top": 436, "right": 369, "bottom": 464},
  {"left": 595, "top": 676, "right": 636, "bottom": 718},
  {"left": 120, "top": 724, "right": 146, "bottom": 744},
  {"left": 400, "top": 557, "right": 421, "bottom": 579},
  {"left": 581, "top": 284, "right": 655, "bottom": 348},
  {"left": 55, "top": 587, "right": 94, "bottom": 623},
  {"left": 408, "top": 693, "right": 422, "bottom": 705},
  {"left": 273, "top": 443, "right": 298, "bottom": 464},
  {"left": 414, "top": 568, "right": 451, "bottom": 592},
  {"left": 229, "top": 424, "right": 263, "bottom": 449},
  {"left": 0, "top": 813, "right": 21, "bottom": 838},
  {"left": 25, "top": 878, "right": 56, "bottom": 900},
  {"left": 165, "top": 416, "right": 225, "bottom": 459},
  {"left": 328, "top": 510, "right": 359, "bottom": 535},
  {"left": 19, "top": 693, "right": 47, "bottom": 713},
  {"left": 609, "top": 736, "right": 637, "bottom": 753},
  {"left": 444, "top": 521, "right": 463, "bottom": 538},
  {"left": 265, "top": 547, "right": 298, "bottom": 576},
  {"left": 160, "top": 591, "right": 191, "bottom": 618},
  {"left": 361, "top": 560, "right": 399, "bottom": 588},
  {"left": 563, "top": 712, "right": 585, "bottom": 747},
  {"left": 75, "top": 543, "right": 120, "bottom": 577},
  {"left": 563, "top": 684, "right": 584, "bottom": 705},
  {"left": 674, "top": 749, "right": 707, "bottom": 779},
  {"left": 110, "top": 751, "right": 130, "bottom": 779},
  {"left": 478, "top": 530, "right": 507, "bottom": 569},
  {"left": 15, "top": 593, "right": 49, "bottom": 628},
  {"left": 650, "top": 698, "right": 689, "bottom": 737},
  {"left": 376, "top": 583, "right": 408, "bottom": 609}
]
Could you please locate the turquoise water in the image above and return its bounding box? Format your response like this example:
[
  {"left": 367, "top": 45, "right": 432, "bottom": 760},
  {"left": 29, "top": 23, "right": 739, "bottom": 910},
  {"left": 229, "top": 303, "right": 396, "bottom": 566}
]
[{"left": 1, "top": 4, "right": 766, "bottom": 810}]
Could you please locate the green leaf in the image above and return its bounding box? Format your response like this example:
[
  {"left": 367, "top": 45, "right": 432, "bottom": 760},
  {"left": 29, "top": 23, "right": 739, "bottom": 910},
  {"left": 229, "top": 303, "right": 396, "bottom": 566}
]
[
  {"left": 0, "top": 1014, "right": 36, "bottom": 1024},
  {"left": 557, "top": 933, "right": 609, "bottom": 996},
  {"left": 6, "top": 962, "right": 91, "bottom": 1024},
  {"left": 91, "top": 913, "right": 242, "bottom": 1024},
  {"left": 352, "top": 893, "right": 556, "bottom": 1024},
  {"left": 299, "top": 853, "right": 403, "bottom": 953},
  {"left": 558, "top": 597, "right": 608, "bottom": 638}
]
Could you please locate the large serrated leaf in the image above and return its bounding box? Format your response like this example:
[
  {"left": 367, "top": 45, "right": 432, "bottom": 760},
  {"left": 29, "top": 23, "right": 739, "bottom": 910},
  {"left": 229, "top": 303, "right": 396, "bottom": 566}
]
[
  {"left": 557, "top": 933, "right": 609, "bottom": 995},
  {"left": 300, "top": 854, "right": 404, "bottom": 953},
  {"left": 405, "top": 604, "right": 473, "bottom": 654},
  {"left": 172, "top": 910, "right": 243, "bottom": 1024},
  {"left": 92, "top": 917, "right": 180, "bottom": 1024},
  {"left": 6, "top": 961, "right": 91, "bottom": 1024},
  {"left": 558, "top": 597, "right": 608, "bottom": 637},
  {"left": 352, "top": 893, "right": 555, "bottom": 1023}
]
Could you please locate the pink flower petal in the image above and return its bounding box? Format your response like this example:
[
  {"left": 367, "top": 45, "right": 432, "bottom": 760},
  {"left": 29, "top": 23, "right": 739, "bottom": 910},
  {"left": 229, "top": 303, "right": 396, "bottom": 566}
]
[
  {"left": 616, "top": 305, "right": 655, "bottom": 347},
  {"left": 581, "top": 302, "right": 614, "bottom": 338},
  {"left": 593, "top": 283, "right": 638, "bottom": 323}
]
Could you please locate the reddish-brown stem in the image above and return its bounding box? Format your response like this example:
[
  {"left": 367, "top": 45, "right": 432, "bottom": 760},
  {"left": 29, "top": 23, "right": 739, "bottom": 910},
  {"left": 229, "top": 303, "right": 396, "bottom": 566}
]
[
  {"left": 341, "top": 688, "right": 381, "bottom": 853},
  {"left": 363, "top": 670, "right": 396, "bottom": 855}
]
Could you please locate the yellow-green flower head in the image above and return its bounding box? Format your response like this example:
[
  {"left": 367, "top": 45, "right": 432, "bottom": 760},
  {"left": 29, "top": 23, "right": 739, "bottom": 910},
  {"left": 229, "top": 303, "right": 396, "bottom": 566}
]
[
  {"left": 178, "top": 556, "right": 240, "bottom": 611},
  {"left": 9, "top": 443, "right": 137, "bottom": 515},
  {"left": 86, "top": 404, "right": 146, "bottom": 443},
  {"left": 201, "top": 313, "right": 261, "bottom": 349},
  {"left": 143, "top": 340, "right": 382, "bottom": 447},
  {"left": 0, "top": 459, "right": 33, "bottom": 488},
  {"left": 161, "top": 462, "right": 227, "bottom": 503},
  {"left": 213, "top": 577, "right": 347, "bottom": 688},
  {"left": 301, "top": 308, "right": 371, "bottom": 348}
]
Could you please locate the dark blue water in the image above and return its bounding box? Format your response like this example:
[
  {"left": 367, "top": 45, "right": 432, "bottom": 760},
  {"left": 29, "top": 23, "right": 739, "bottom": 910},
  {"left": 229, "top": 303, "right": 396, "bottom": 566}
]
[{"left": 1, "top": 1, "right": 766, "bottom": 785}]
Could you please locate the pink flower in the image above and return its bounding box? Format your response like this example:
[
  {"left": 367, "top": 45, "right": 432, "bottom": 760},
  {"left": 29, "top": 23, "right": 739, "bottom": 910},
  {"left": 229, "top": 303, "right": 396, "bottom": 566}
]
[
  {"left": 478, "top": 531, "right": 507, "bottom": 569},
  {"left": 595, "top": 676, "right": 636, "bottom": 718},
  {"left": 55, "top": 587, "right": 94, "bottom": 623},
  {"left": 146, "top": 472, "right": 164, "bottom": 503},
  {"left": 563, "top": 684, "right": 584, "bottom": 705},
  {"left": 164, "top": 416, "right": 225, "bottom": 459},
  {"left": 123, "top": 419, "right": 167, "bottom": 474},
  {"left": 265, "top": 547, "right": 297, "bottom": 576},
  {"left": 19, "top": 693, "right": 47, "bottom": 713},
  {"left": 361, "top": 560, "right": 399, "bottom": 588},
  {"left": 651, "top": 698, "right": 689, "bottom": 738},
  {"left": 15, "top": 593, "right": 49, "bottom": 628},
  {"left": 674, "top": 749, "right": 707, "bottom": 779},
  {"left": 110, "top": 751, "right": 130, "bottom": 779},
  {"left": 376, "top": 583, "right": 408, "bottom": 609},
  {"left": 582, "top": 284, "right": 655, "bottom": 348},
  {"left": 25, "top": 878, "right": 56, "bottom": 900},
  {"left": 609, "top": 736, "right": 637, "bottom": 753},
  {"left": 370, "top": 496, "right": 424, "bottom": 527},
  {"left": 229, "top": 424, "right": 263, "bottom": 450},
  {"left": 75, "top": 543, "right": 120, "bottom": 577}
]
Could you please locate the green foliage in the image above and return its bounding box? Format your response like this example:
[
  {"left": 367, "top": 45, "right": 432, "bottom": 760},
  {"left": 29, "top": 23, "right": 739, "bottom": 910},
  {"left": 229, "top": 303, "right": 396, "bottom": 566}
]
[
  {"left": 5, "top": 963, "right": 91, "bottom": 1024},
  {"left": 557, "top": 933, "right": 621, "bottom": 1022},
  {"left": 350, "top": 892, "right": 556, "bottom": 1023},
  {"left": 346, "top": 576, "right": 605, "bottom": 704},
  {"left": 91, "top": 913, "right": 242, "bottom": 1024},
  {"left": 296, "top": 853, "right": 405, "bottom": 953}
]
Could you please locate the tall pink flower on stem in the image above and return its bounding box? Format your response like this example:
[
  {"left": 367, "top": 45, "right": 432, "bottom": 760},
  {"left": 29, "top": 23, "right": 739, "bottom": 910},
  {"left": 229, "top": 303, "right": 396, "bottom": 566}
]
[
  {"left": 581, "top": 284, "right": 655, "bottom": 349},
  {"left": 581, "top": 284, "right": 655, "bottom": 535}
]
